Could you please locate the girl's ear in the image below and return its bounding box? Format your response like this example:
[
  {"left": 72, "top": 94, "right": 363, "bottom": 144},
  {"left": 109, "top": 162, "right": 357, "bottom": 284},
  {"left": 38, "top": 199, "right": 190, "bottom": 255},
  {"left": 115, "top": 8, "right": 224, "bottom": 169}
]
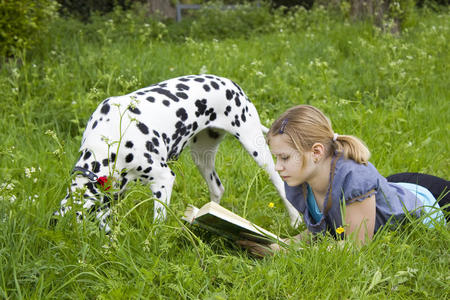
[{"left": 311, "top": 143, "right": 325, "bottom": 161}]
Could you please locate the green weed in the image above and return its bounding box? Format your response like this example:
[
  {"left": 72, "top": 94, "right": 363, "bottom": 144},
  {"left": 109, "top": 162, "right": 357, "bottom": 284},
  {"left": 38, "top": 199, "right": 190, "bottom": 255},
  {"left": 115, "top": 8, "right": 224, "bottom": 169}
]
[{"left": 0, "top": 4, "right": 448, "bottom": 299}]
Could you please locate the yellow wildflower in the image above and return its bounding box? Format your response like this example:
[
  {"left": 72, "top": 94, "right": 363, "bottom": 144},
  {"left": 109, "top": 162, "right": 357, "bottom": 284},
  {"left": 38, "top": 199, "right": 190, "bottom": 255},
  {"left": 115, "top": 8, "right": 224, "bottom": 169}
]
[
  {"left": 336, "top": 226, "right": 345, "bottom": 234},
  {"left": 268, "top": 202, "right": 274, "bottom": 208}
]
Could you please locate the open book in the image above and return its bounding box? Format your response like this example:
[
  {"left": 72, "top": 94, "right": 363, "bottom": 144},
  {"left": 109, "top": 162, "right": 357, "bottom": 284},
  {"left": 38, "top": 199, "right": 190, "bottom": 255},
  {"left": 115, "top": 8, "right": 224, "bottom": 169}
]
[{"left": 182, "top": 201, "right": 285, "bottom": 245}]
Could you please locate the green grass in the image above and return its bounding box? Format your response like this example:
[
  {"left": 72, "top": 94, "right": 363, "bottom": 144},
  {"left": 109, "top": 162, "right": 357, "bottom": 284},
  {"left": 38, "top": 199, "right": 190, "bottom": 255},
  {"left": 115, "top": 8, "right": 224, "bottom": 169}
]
[{"left": 0, "top": 4, "right": 449, "bottom": 299}]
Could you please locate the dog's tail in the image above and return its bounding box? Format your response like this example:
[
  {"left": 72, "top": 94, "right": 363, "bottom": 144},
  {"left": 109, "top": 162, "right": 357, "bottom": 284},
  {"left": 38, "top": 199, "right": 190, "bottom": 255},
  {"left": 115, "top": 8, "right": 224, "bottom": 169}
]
[{"left": 261, "top": 125, "right": 269, "bottom": 135}]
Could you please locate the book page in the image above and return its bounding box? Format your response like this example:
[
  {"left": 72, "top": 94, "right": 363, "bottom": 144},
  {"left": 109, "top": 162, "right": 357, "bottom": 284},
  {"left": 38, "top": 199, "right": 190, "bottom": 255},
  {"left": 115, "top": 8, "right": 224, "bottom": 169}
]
[{"left": 182, "top": 205, "right": 199, "bottom": 224}]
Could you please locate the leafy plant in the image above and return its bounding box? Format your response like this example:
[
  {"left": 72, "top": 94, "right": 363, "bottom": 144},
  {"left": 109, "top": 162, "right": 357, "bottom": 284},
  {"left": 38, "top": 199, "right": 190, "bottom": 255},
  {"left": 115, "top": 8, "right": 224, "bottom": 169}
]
[{"left": 0, "top": 0, "right": 59, "bottom": 57}]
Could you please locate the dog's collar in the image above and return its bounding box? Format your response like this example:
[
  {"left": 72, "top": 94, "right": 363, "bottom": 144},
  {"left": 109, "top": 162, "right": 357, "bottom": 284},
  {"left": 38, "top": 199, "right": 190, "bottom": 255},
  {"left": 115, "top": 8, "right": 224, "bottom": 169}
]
[{"left": 72, "top": 166, "right": 99, "bottom": 182}]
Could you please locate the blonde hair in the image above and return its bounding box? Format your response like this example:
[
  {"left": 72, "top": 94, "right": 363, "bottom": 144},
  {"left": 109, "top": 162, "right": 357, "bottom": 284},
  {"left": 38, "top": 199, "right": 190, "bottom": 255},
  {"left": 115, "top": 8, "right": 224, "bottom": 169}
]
[{"left": 267, "top": 105, "right": 370, "bottom": 164}]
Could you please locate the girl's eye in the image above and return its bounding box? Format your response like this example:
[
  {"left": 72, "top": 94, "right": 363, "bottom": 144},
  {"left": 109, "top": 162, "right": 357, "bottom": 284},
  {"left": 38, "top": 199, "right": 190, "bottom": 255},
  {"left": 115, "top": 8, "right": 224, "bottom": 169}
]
[{"left": 281, "top": 156, "right": 289, "bottom": 161}]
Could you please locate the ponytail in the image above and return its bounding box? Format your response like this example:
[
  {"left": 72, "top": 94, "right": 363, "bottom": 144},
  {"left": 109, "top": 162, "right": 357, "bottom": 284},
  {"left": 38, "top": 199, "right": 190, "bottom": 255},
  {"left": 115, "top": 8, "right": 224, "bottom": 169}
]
[{"left": 333, "top": 134, "right": 370, "bottom": 165}]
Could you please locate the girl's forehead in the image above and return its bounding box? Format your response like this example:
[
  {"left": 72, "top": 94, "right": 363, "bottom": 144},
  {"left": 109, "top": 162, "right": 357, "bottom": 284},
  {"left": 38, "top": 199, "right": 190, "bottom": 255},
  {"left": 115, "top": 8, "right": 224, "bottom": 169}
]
[{"left": 269, "top": 135, "right": 296, "bottom": 153}]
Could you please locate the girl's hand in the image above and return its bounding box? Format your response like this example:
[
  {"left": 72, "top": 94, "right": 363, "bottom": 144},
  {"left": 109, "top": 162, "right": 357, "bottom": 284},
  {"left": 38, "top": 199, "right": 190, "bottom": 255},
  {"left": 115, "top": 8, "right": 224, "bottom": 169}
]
[{"left": 236, "top": 240, "right": 283, "bottom": 257}]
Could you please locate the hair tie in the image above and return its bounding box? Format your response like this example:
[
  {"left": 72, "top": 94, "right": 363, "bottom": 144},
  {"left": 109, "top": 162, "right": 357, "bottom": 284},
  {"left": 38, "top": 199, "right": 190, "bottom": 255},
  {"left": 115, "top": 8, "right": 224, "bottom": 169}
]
[
  {"left": 333, "top": 133, "right": 339, "bottom": 142},
  {"left": 279, "top": 119, "right": 288, "bottom": 134}
]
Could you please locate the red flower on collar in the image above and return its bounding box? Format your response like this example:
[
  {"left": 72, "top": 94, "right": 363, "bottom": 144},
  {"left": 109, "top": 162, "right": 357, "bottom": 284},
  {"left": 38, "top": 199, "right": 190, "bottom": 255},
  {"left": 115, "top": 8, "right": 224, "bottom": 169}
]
[{"left": 97, "top": 176, "right": 111, "bottom": 191}]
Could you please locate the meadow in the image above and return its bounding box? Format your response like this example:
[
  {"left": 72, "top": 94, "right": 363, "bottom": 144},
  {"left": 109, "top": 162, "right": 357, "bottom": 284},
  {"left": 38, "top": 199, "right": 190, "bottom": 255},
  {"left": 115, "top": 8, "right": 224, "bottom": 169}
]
[{"left": 0, "top": 3, "right": 449, "bottom": 299}]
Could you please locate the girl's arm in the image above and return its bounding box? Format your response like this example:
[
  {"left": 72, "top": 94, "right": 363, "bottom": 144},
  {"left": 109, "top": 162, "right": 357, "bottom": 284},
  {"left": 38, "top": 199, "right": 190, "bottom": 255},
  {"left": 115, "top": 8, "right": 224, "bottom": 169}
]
[
  {"left": 238, "top": 195, "right": 377, "bottom": 256},
  {"left": 237, "top": 230, "right": 310, "bottom": 257},
  {"left": 343, "top": 194, "right": 376, "bottom": 244}
]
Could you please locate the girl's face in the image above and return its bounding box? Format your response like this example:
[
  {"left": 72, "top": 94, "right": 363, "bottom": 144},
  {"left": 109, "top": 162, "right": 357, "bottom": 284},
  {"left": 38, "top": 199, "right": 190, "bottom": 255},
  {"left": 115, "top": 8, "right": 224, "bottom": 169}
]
[{"left": 269, "top": 134, "right": 316, "bottom": 186}]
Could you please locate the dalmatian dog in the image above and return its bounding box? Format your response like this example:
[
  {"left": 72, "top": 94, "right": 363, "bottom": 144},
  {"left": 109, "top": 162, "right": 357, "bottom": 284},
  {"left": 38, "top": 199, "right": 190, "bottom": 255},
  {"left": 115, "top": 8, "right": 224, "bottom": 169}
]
[{"left": 56, "top": 74, "right": 300, "bottom": 232}]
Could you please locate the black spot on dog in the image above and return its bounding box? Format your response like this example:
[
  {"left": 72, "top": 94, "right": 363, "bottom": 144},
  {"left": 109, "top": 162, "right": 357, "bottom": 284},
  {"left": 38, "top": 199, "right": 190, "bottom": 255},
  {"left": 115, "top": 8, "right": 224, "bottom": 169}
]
[
  {"left": 205, "top": 108, "right": 213, "bottom": 116},
  {"left": 178, "top": 78, "right": 190, "bottom": 82},
  {"left": 150, "top": 88, "right": 179, "bottom": 102},
  {"left": 163, "top": 100, "right": 170, "bottom": 107},
  {"left": 100, "top": 104, "right": 110, "bottom": 115},
  {"left": 224, "top": 105, "right": 232, "bottom": 116},
  {"left": 137, "top": 92, "right": 145, "bottom": 95},
  {"left": 128, "top": 106, "right": 141, "bottom": 114},
  {"left": 143, "top": 167, "right": 152, "bottom": 173},
  {"left": 92, "top": 120, "right": 98, "bottom": 129},
  {"left": 231, "top": 80, "right": 244, "bottom": 96},
  {"left": 137, "top": 122, "right": 149, "bottom": 134},
  {"left": 234, "top": 95, "right": 241, "bottom": 107},
  {"left": 146, "top": 96, "right": 155, "bottom": 103},
  {"left": 203, "top": 84, "right": 210, "bottom": 92},
  {"left": 154, "top": 191, "right": 162, "bottom": 198},
  {"left": 176, "top": 83, "right": 190, "bottom": 91},
  {"left": 110, "top": 152, "right": 116, "bottom": 162},
  {"left": 194, "top": 78, "right": 205, "bottom": 82},
  {"left": 83, "top": 151, "right": 92, "bottom": 160},
  {"left": 195, "top": 99, "right": 207, "bottom": 117},
  {"left": 176, "top": 92, "right": 188, "bottom": 99},
  {"left": 215, "top": 176, "right": 221, "bottom": 187},
  {"left": 120, "top": 177, "right": 128, "bottom": 190},
  {"left": 92, "top": 161, "right": 101, "bottom": 173},
  {"left": 144, "top": 153, "right": 153, "bottom": 164},
  {"left": 176, "top": 108, "right": 188, "bottom": 121},
  {"left": 125, "top": 153, "right": 134, "bottom": 163},
  {"left": 152, "top": 137, "right": 159, "bottom": 147},
  {"left": 208, "top": 129, "right": 220, "bottom": 139},
  {"left": 211, "top": 81, "right": 219, "bottom": 90},
  {"left": 125, "top": 141, "right": 134, "bottom": 148},
  {"left": 102, "top": 158, "right": 109, "bottom": 166},
  {"left": 226, "top": 89, "right": 233, "bottom": 100},
  {"left": 86, "top": 182, "right": 98, "bottom": 195},
  {"left": 253, "top": 151, "right": 258, "bottom": 157},
  {"left": 153, "top": 130, "right": 160, "bottom": 137}
]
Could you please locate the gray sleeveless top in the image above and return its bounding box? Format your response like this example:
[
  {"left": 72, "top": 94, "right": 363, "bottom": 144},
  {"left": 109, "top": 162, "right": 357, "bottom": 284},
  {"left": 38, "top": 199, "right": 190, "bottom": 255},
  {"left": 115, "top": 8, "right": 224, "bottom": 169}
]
[{"left": 284, "top": 154, "right": 423, "bottom": 236}]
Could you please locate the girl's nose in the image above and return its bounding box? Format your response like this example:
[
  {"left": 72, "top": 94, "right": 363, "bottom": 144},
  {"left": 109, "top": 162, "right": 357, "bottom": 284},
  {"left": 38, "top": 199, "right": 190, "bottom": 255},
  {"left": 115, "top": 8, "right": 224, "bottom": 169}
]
[{"left": 275, "top": 160, "right": 283, "bottom": 172}]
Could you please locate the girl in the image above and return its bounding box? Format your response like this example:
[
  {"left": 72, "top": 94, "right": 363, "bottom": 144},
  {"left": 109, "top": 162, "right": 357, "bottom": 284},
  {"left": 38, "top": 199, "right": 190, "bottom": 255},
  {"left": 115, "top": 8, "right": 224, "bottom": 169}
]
[{"left": 238, "top": 105, "right": 448, "bottom": 257}]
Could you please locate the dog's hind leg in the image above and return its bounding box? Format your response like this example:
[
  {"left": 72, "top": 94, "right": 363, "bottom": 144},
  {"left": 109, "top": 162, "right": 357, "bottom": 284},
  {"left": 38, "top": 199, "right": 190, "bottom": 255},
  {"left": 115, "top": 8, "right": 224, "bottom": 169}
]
[{"left": 190, "top": 128, "right": 226, "bottom": 203}]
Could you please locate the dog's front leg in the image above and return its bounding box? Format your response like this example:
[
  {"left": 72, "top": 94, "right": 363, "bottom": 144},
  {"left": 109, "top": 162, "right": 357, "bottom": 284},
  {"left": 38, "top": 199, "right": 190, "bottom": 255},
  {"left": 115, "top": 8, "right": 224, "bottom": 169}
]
[{"left": 150, "top": 168, "right": 176, "bottom": 222}]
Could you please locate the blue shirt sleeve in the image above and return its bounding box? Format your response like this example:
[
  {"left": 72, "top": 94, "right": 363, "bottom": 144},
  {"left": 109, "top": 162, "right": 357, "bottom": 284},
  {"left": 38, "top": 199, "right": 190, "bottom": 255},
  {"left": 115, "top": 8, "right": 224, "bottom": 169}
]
[{"left": 339, "top": 161, "right": 380, "bottom": 205}]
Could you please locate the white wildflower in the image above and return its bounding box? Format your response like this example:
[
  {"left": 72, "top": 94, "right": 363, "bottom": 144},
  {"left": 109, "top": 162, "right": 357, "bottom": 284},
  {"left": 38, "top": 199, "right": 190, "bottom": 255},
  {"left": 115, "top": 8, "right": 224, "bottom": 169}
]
[
  {"left": 199, "top": 65, "right": 208, "bottom": 74},
  {"left": 255, "top": 71, "right": 266, "bottom": 78}
]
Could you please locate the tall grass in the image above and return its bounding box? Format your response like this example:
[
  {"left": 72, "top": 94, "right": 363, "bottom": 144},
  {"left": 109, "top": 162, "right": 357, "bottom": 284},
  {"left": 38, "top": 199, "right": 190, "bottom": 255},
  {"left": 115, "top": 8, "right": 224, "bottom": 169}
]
[{"left": 0, "top": 4, "right": 449, "bottom": 298}]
